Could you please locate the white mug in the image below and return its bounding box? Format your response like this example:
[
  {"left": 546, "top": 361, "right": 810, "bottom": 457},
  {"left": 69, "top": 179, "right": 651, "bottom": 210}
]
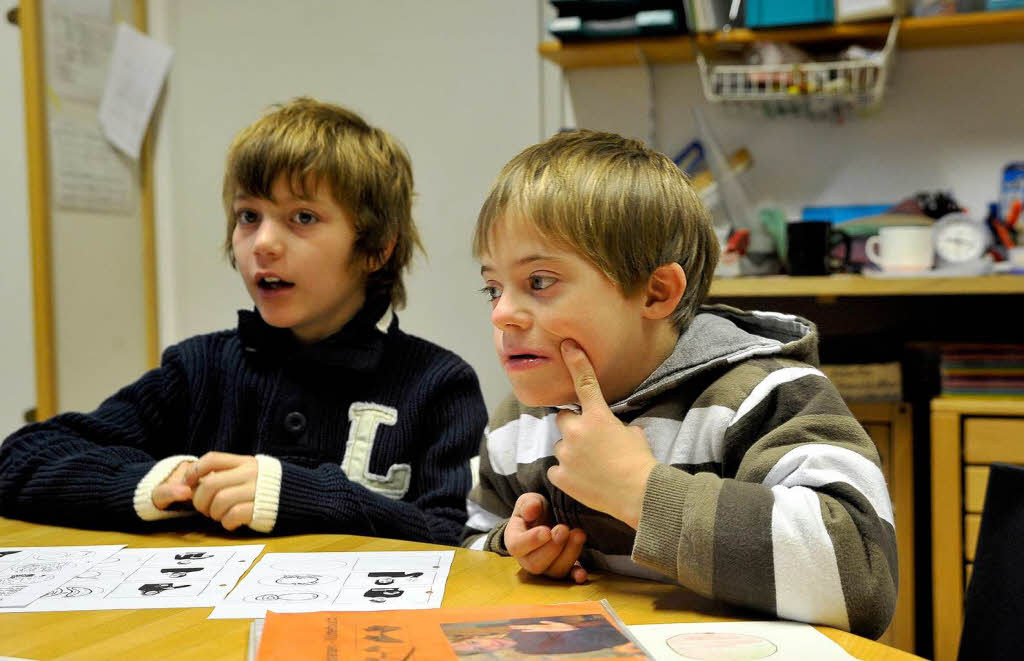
[{"left": 865, "top": 226, "right": 935, "bottom": 272}]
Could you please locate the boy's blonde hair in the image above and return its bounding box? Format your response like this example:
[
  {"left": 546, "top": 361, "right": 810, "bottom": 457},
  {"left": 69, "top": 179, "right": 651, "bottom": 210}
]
[
  {"left": 223, "top": 97, "right": 421, "bottom": 308},
  {"left": 474, "top": 130, "right": 719, "bottom": 332}
]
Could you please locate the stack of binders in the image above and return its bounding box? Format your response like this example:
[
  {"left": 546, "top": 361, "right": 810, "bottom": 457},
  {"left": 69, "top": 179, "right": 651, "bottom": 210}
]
[
  {"left": 548, "top": 0, "right": 688, "bottom": 41},
  {"left": 940, "top": 344, "right": 1024, "bottom": 398}
]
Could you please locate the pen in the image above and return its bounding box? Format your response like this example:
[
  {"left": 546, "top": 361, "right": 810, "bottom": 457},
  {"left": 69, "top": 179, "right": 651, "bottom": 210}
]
[
  {"left": 1007, "top": 199, "right": 1022, "bottom": 229},
  {"left": 991, "top": 217, "right": 1015, "bottom": 251},
  {"left": 1006, "top": 199, "right": 1022, "bottom": 244}
]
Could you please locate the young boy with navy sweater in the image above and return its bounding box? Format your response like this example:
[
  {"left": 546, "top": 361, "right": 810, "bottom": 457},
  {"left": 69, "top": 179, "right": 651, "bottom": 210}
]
[{"left": 0, "top": 98, "right": 487, "bottom": 545}]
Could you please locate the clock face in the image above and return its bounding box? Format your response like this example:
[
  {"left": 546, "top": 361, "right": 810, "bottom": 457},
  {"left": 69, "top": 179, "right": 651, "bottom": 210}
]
[{"left": 934, "top": 215, "right": 988, "bottom": 264}]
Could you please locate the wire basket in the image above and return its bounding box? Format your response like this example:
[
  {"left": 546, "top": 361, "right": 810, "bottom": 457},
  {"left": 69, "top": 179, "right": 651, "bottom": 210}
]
[{"left": 696, "top": 19, "right": 899, "bottom": 120}]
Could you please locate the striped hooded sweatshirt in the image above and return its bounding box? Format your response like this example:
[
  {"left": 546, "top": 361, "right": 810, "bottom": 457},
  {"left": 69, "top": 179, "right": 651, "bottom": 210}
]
[{"left": 461, "top": 305, "right": 897, "bottom": 640}]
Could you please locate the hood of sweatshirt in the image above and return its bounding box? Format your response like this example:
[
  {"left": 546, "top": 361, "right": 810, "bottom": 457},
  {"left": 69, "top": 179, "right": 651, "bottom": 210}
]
[{"left": 611, "top": 304, "right": 819, "bottom": 413}]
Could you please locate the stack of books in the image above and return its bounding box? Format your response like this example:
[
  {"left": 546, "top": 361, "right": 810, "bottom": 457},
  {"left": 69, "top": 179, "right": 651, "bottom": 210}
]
[{"left": 940, "top": 344, "right": 1024, "bottom": 398}]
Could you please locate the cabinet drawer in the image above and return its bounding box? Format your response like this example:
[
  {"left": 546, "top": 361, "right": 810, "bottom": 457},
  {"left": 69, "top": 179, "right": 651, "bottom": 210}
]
[
  {"left": 964, "top": 418, "right": 1024, "bottom": 463},
  {"left": 964, "top": 513, "right": 981, "bottom": 562},
  {"left": 964, "top": 465, "right": 990, "bottom": 513}
]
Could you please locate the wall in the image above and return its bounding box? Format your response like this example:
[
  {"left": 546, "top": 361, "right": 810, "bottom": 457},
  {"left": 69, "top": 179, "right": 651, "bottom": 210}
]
[
  {"left": 45, "top": 0, "right": 150, "bottom": 415},
  {"left": 0, "top": 6, "right": 35, "bottom": 439},
  {"left": 13, "top": 5, "right": 1023, "bottom": 417},
  {"left": 150, "top": 0, "right": 553, "bottom": 410}
]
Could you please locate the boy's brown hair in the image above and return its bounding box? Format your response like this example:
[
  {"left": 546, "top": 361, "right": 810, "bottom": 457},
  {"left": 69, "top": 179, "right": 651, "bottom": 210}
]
[
  {"left": 223, "top": 97, "right": 421, "bottom": 308},
  {"left": 473, "top": 129, "right": 719, "bottom": 332}
]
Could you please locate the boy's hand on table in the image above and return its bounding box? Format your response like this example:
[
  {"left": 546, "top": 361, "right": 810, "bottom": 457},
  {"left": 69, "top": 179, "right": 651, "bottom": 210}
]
[
  {"left": 552, "top": 339, "right": 658, "bottom": 530},
  {"left": 186, "top": 451, "right": 258, "bottom": 531},
  {"left": 152, "top": 460, "right": 196, "bottom": 510},
  {"left": 505, "top": 492, "right": 589, "bottom": 584}
]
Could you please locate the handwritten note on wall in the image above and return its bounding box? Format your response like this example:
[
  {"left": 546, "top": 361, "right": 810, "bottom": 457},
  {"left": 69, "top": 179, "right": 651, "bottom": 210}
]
[
  {"left": 50, "top": 115, "right": 135, "bottom": 214},
  {"left": 44, "top": 3, "right": 114, "bottom": 104},
  {"left": 99, "top": 23, "right": 173, "bottom": 160}
]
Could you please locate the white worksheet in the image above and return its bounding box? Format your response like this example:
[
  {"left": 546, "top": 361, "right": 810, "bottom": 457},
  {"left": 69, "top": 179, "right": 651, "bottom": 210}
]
[
  {"left": 1, "top": 545, "right": 263, "bottom": 612},
  {"left": 0, "top": 545, "right": 124, "bottom": 608},
  {"left": 210, "top": 550, "right": 454, "bottom": 619},
  {"left": 627, "top": 621, "right": 858, "bottom": 661}
]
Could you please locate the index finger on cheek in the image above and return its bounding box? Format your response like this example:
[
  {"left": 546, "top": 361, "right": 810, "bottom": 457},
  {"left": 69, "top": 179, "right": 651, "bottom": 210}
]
[{"left": 559, "top": 339, "right": 609, "bottom": 414}]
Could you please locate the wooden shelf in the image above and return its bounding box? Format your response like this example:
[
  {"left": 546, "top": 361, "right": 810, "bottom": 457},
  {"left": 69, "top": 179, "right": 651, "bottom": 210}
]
[
  {"left": 931, "top": 397, "right": 1024, "bottom": 415},
  {"left": 538, "top": 10, "right": 1024, "bottom": 69},
  {"left": 708, "top": 274, "right": 1024, "bottom": 298}
]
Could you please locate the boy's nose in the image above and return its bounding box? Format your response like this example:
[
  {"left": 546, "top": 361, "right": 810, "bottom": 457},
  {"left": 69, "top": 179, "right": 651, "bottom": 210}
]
[
  {"left": 253, "top": 221, "right": 284, "bottom": 257},
  {"left": 491, "top": 293, "right": 531, "bottom": 330}
]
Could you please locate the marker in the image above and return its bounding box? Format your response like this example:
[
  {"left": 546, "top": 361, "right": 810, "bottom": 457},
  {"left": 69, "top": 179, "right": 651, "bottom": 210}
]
[{"left": 1006, "top": 199, "right": 1022, "bottom": 229}]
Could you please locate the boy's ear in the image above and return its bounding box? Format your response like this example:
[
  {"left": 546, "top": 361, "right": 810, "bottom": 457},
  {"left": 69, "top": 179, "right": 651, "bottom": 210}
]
[
  {"left": 366, "top": 237, "right": 397, "bottom": 273},
  {"left": 641, "top": 263, "right": 687, "bottom": 320}
]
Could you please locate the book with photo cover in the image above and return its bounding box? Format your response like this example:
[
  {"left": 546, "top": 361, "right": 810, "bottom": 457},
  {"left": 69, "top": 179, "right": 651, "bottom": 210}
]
[{"left": 253, "top": 599, "right": 653, "bottom": 660}]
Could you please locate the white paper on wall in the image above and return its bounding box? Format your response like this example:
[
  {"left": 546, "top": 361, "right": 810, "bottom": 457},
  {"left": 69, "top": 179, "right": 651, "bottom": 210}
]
[
  {"left": 50, "top": 114, "right": 136, "bottom": 213},
  {"left": 98, "top": 23, "right": 173, "bottom": 160},
  {"left": 44, "top": 1, "right": 115, "bottom": 104}
]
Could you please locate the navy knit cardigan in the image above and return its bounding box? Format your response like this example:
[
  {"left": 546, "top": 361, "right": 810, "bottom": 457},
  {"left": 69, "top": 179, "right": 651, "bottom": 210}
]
[{"left": 0, "top": 296, "right": 487, "bottom": 546}]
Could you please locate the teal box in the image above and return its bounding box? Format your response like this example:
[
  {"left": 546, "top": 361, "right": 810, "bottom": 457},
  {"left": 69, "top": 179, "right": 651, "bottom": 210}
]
[{"left": 744, "top": 0, "right": 835, "bottom": 27}]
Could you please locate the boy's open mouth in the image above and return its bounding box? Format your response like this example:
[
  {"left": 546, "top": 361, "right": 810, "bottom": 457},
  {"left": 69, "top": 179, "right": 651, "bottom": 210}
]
[
  {"left": 504, "top": 353, "right": 550, "bottom": 371},
  {"left": 258, "top": 276, "right": 295, "bottom": 290}
]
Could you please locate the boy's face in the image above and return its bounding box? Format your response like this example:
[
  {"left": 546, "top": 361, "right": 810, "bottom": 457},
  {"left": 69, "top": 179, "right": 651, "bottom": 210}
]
[
  {"left": 231, "top": 175, "right": 366, "bottom": 343},
  {"left": 479, "top": 218, "right": 656, "bottom": 407}
]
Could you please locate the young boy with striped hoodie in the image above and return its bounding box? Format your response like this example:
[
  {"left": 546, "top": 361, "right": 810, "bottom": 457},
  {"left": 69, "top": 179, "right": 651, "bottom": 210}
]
[{"left": 461, "top": 130, "right": 897, "bottom": 639}]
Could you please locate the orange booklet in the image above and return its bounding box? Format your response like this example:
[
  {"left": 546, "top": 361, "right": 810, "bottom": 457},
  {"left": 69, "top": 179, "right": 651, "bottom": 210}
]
[{"left": 255, "top": 599, "right": 652, "bottom": 660}]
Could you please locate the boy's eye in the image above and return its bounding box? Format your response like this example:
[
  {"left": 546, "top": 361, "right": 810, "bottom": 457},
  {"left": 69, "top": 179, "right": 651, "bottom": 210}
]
[
  {"left": 293, "top": 210, "right": 319, "bottom": 225},
  {"left": 235, "top": 209, "right": 259, "bottom": 225},
  {"left": 529, "top": 275, "right": 556, "bottom": 291},
  {"left": 479, "top": 285, "right": 502, "bottom": 302}
]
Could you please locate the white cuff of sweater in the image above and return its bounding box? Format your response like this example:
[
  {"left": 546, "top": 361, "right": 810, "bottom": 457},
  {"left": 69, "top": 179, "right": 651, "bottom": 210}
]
[
  {"left": 248, "top": 454, "right": 282, "bottom": 533},
  {"left": 133, "top": 455, "right": 200, "bottom": 521}
]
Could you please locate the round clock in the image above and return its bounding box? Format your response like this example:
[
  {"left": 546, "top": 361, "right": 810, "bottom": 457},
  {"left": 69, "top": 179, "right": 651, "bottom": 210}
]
[{"left": 932, "top": 212, "right": 989, "bottom": 265}]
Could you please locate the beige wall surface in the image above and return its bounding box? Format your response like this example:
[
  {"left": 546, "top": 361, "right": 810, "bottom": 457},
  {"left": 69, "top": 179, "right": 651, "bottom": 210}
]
[
  {"left": 151, "top": 0, "right": 550, "bottom": 410},
  {"left": 11, "top": 3, "right": 1023, "bottom": 419}
]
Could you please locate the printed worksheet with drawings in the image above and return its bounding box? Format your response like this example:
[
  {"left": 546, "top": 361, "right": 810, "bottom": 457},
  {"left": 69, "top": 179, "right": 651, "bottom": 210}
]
[
  {"left": 210, "top": 550, "right": 454, "bottom": 619},
  {"left": 0, "top": 545, "right": 124, "bottom": 608},
  {"left": 2, "top": 545, "right": 263, "bottom": 612}
]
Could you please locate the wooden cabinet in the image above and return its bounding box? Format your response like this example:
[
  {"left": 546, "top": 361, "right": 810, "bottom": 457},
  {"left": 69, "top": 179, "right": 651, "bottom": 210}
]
[
  {"left": 849, "top": 402, "right": 915, "bottom": 654},
  {"left": 930, "top": 398, "right": 1024, "bottom": 661}
]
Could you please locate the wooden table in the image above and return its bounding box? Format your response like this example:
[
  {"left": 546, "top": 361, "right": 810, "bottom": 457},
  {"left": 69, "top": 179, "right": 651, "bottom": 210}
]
[{"left": 0, "top": 517, "right": 922, "bottom": 660}]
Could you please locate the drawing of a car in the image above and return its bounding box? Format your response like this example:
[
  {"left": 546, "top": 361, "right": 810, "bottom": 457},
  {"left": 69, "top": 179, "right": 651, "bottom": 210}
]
[
  {"left": 363, "top": 587, "right": 404, "bottom": 599},
  {"left": 160, "top": 567, "right": 204, "bottom": 578},
  {"left": 368, "top": 571, "right": 423, "bottom": 585},
  {"left": 138, "top": 583, "right": 189, "bottom": 596}
]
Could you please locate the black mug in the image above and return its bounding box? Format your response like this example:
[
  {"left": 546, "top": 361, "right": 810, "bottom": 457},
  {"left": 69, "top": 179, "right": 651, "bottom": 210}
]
[{"left": 786, "top": 220, "right": 852, "bottom": 276}]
